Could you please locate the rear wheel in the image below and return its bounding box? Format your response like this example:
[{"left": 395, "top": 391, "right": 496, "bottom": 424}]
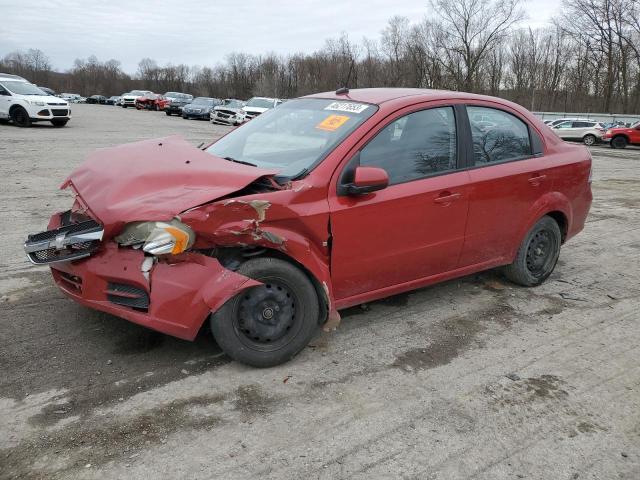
[
  {"left": 583, "top": 134, "right": 596, "bottom": 146},
  {"left": 51, "top": 119, "right": 68, "bottom": 127},
  {"left": 611, "top": 136, "right": 627, "bottom": 149},
  {"left": 210, "top": 257, "right": 320, "bottom": 367},
  {"left": 11, "top": 107, "right": 31, "bottom": 127},
  {"left": 503, "top": 216, "right": 562, "bottom": 287}
]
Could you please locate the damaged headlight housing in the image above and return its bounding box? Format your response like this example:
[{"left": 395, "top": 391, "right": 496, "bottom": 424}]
[{"left": 115, "top": 219, "right": 195, "bottom": 255}]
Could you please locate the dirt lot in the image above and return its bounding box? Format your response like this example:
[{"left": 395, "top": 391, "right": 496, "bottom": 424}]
[{"left": 1, "top": 104, "right": 639, "bottom": 479}]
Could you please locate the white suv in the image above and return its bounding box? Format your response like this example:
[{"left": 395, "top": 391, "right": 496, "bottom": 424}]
[
  {"left": 551, "top": 120, "right": 606, "bottom": 145},
  {"left": 0, "top": 73, "right": 71, "bottom": 127}
]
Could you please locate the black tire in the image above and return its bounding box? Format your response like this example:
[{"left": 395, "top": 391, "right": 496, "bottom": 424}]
[
  {"left": 503, "top": 216, "right": 562, "bottom": 287},
  {"left": 0, "top": 118, "right": 9, "bottom": 124},
  {"left": 165, "top": 110, "right": 171, "bottom": 116},
  {"left": 583, "top": 134, "right": 596, "bottom": 146},
  {"left": 611, "top": 136, "right": 627, "bottom": 149},
  {"left": 210, "top": 257, "right": 320, "bottom": 367},
  {"left": 11, "top": 107, "right": 31, "bottom": 127},
  {"left": 51, "top": 119, "right": 68, "bottom": 127},
  {"left": 122, "top": 105, "right": 127, "bottom": 108}
]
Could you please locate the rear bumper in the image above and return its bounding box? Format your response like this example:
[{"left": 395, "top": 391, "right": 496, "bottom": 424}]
[{"left": 49, "top": 242, "right": 260, "bottom": 340}]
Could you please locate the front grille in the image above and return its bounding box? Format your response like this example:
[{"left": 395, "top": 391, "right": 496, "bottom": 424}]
[
  {"left": 30, "top": 242, "right": 99, "bottom": 264},
  {"left": 25, "top": 212, "right": 103, "bottom": 265},
  {"left": 107, "top": 282, "right": 149, "bottom": 311},
  {"left": 47, "top": 102, "right": 66, "bottom": 106},
  {"left": 52, "top": 109, "right": 69, "bottom": 116},
  {"left": 27, "top": 218, "right": 101, "bottom": 243},
  {"left": 217, "top": 110, "right": 236, "bottom": 116}
]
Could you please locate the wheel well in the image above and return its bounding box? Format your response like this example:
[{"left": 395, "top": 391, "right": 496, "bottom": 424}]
[
  {"left": 612, "top": 134, "right": 629, "bottom": 142},
  {"left": 546, "top": 211, "right": 568, "bottom": 242},
  {"left": 9, "top": 104, "right": 25, "bottom": 114},
  {"left": 213, "top": 246, "right": 329, "bottom": 326}
]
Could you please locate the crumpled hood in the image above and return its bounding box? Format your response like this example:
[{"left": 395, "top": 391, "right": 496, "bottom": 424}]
[{"left": 62, "top": 136, "right": 276, "bottom": 229}]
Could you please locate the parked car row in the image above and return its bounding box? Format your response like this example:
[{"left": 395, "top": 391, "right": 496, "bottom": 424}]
[
  {"left": 112, "top": 89, "right": 285, "bottom": 125},
  {"left": 545, "top": 116, "right": 640, "bottom": 148}
]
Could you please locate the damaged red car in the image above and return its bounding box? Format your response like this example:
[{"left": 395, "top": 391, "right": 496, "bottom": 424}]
[
  {"left": 135, "top": 93, "right": 169, "bottom": 111},
  {"left": 24, "top": 88, "right": 592, "bottom": 367}
]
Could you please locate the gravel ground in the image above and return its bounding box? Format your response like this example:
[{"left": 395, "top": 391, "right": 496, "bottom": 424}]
[{"left": 1, "top": 104, "right": 639, "bottom": 479}]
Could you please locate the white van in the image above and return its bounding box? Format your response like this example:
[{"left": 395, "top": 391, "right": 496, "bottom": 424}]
[{"left": 0, "top": 73, "right": 71, "bottom": 127}]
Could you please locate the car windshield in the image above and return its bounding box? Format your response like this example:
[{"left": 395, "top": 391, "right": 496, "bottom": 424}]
[
  {"left": 164, "top": 92, "right": 179, "bottom": 97},
  {"left": 129, "top": 90, "right": 147, "bottom": 96},
  {"left": 631, "top": 120, "right": 640, "bottom": 128},
  {"left": 206, "top": 98, "right": 377, "bottom": 179},
  {"left": 246, "top": 98, "right": 274, "bottom": 108},
  {"left": 224, "top": 99, "right": 243, "bottom": 108},
  {"left": 1, "top": 81, "right": 46, "bottom": 95},
  {"left": 192, "top": 97, "right": 214, "bottom": 105}
]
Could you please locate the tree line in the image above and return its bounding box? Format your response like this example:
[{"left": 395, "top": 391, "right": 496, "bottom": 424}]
[{"left": 2, "top": 0, "right": 640, "bottom": 113}]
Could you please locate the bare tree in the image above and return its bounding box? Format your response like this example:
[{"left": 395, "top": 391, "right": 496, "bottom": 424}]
[{"left": 430, "top": 0, "right": 524, "bottom": 91}]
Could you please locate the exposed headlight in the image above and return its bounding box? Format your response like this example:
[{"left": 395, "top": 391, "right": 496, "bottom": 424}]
[
  {"left": 28, "top": 100, "right": 46, "bottom": 106},
  {"left": 115, "top": 219, "right": 195, "bottom": 255}
]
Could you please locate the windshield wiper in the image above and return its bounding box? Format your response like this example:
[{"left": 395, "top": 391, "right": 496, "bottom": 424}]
[{"left": 223, "top": 156, "right": 257, "bottom": 167}]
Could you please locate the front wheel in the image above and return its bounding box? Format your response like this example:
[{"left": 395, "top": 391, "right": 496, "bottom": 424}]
[
  {"left": 165, "top": 110, "right": 171, "bottom": 116},
  {"left": 611, "top": 136, "right": 628, "bottom": 149},
  {"left": 210, "top": 257, "right": 320, "bottom": 367},
  {"left": 51, "top": 119, "right": 68, "bottom": 127},
  {"left": 583, "top": 134, "right": 596, "bottom": 146},
  {"left": 503, "top": 216, "right": 562, "bottom": 287},
  {"left": 11, "top": 107, "right": 32, "bottom": 127}
]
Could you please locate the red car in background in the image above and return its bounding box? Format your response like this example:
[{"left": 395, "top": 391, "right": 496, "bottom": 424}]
[
  {"left": 24, "top": 88, "right": 592, "bottom": 367},
  {"left": 135, "top": 93, "right": 170, "bottom": 111},
  {"left": 603, "top": 120, "right": 640, "bottom": 148}
]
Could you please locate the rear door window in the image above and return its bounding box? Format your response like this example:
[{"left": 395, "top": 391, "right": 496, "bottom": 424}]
[{"left": 467, "top": 106, "right": 532, "bottom": 165}]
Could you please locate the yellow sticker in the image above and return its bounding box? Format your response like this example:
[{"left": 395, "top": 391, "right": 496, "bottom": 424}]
[{"left": 316, "top": 114, "right": 350, "bottom": 131}]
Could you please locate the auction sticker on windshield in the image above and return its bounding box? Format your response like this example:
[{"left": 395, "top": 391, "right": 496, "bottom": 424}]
[
  {"left": 324, "top": 102, "right": 369, "bottom": 114},
  {"left": 316, "top": 114, "right": 350, "bottom": 132}
]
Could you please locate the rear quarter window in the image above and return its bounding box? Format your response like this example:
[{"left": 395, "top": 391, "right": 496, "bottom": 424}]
[{"left": 467, "top": 106, "right": 532, "bottom": 165}]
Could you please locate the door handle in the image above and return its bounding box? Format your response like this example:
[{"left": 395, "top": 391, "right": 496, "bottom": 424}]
[
  {"left": 434, "top": 192, "right": 461, "bottom": 204},
  {"left": 528, "top": 174, "right": 547, "bottom": 185}
]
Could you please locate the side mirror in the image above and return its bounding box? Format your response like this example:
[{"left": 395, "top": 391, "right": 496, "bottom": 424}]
[{"left": 345, "top": 166, "right": 389, "bottom": 195}]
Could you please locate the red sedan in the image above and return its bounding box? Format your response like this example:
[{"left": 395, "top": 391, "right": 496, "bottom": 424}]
[
  {"left": 135, "top": 93, "right": 169, "bottom": 111},
  {"left": 25, "top": 88, "right": 592, "bottom": 367},
  {"left": 603, "top": 120, "right": 640, "bottom": 148}
]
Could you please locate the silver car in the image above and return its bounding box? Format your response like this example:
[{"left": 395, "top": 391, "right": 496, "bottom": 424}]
[{"left": 551, "top": 120, "right": 606, "bottom": 146}]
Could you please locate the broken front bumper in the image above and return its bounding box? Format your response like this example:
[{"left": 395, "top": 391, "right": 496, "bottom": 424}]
[
  {"left": 49, "top": 243, "right": 259, "bottom": 340},
  {"left": 26, "top": 212, "right": 260, "bottom": 340}
]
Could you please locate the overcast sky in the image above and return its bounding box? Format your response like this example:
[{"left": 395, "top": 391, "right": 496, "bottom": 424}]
[{"left": 1, "top": 0, "right": 559, "bottom": 73}]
